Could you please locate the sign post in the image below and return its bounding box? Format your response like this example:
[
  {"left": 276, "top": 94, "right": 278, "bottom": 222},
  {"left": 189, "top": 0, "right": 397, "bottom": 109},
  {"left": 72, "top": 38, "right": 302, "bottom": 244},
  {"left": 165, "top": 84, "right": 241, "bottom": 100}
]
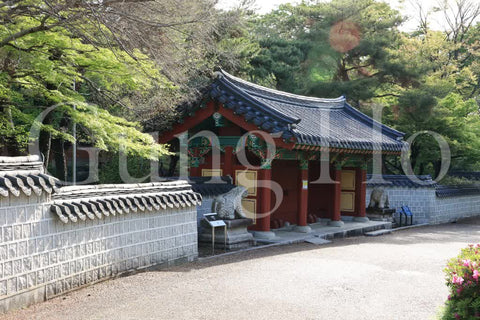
[{"left": 203, "top": 213, "right": 226, "bottom": 255}]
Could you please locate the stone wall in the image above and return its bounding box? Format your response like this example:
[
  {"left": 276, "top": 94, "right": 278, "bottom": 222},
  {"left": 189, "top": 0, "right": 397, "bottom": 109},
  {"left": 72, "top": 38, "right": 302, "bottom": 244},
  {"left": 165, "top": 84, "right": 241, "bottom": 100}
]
[
  {"left": 0, "top": 190, "right": 198, "bottom": 313},
  {"left": 366, "top": 175, "right": 480, "bottom": 225},
  {"left": 433, "top": 194, "right": 480, "bottom": 224},
  {"left": 0, "top": 156, "right": 200, "bottom": 313},
  {"left": 365, "top": 186, "right": 436, "bottom": 224}
]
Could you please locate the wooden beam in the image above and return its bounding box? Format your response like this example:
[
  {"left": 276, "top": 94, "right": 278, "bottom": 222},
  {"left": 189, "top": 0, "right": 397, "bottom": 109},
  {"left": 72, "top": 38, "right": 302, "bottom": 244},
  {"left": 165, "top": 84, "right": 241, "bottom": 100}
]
[
  {"left": 218, "top": 104, "right": 296, "bottom": 150},
  {"left": 158, "top": 101, "right": 216, "bottom": 143}
]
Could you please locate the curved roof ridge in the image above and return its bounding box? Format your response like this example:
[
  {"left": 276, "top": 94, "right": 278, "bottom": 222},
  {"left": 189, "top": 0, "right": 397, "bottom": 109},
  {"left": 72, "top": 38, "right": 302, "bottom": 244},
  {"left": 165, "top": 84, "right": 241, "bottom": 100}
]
[
  {"left": 207, "top": 70, "right": 406, "bottom": 151},
  {"left": 343, "top": 103, "right": 405, "bottom": 139},
  {"left": 216, "top": 70, "right": 346, "bottom": 107},
  {"left": 214, "top": 72, "right": 301, "bottom": 124}
]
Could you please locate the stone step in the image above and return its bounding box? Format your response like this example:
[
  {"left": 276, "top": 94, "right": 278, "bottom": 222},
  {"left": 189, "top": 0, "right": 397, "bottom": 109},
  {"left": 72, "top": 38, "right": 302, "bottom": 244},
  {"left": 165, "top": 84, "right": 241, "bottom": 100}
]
[
  {"left": 393, "top": 223, "right": 429, "bottom": 231},
  {"left": 304, "top": 237, "right": 332, "bottom": 245},
  {"left": 364, "top": 229, "right": 393, "bottom": 237}
]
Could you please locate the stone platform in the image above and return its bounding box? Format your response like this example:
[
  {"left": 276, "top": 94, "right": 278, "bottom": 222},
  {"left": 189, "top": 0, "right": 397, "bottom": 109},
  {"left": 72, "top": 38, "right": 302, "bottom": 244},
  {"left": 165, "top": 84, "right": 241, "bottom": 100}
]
[
  {"left": 253, "top": 218, "right": 392, "bottom": 245},
  {"left": 199, "top": 218, "right": 255, "bottom": 249}
]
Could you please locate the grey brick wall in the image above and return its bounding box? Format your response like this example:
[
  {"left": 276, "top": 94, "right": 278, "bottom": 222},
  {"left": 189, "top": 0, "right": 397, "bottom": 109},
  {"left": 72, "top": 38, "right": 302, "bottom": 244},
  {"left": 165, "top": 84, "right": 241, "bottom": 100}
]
[
  {"left": 433, "top": 195, "right": 480, "bottom": 224},
  {"left": 366, "top": 186, "right": 480, "bottom": 225},
  {"left": 0, "top": 192, "right": 197, "bottom": 313}
]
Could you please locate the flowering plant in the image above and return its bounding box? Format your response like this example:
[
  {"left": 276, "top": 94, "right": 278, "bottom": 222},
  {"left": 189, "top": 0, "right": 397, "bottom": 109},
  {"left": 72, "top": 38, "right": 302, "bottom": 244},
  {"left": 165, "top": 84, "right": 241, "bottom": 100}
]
[{"left": 442, "top": 244, "right": 480, "bottom": 319}]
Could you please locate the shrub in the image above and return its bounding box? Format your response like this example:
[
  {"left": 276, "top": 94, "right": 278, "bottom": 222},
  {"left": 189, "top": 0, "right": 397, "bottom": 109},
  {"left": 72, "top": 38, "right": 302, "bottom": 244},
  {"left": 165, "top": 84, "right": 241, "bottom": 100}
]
[{"left": 442, "top": 244, "right": 480, "bottom": 319}]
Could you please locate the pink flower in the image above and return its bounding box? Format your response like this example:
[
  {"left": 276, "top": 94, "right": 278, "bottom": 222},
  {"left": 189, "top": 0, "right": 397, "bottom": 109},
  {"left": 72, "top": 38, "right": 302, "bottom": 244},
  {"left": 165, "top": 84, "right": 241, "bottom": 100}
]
[
  {"left": 463, "top": 259, "right": 471, "bottom": 267},
  {"left": 473, "top": 270, "right": 479, "bottom": 281},
  {"left": 452, "top": 275, "right": 464, "bottom": 285}
]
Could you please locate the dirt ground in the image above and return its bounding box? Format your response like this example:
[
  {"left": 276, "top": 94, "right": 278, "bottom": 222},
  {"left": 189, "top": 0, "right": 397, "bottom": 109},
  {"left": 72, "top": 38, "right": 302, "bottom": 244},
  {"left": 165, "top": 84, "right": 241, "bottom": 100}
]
[{"left": 2, "top": 218, "right": 480, "bottom": 320}]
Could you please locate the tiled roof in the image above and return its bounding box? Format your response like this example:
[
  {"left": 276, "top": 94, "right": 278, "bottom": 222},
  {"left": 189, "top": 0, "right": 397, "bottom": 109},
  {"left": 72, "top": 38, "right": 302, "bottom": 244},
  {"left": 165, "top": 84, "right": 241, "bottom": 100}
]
[
  {"left": 51, "top": 181, "right": 202, "bottom": 223},
  {"left": 209, "top": 70, "right": 406, "bottom": 152},
  {"left": 186, "top": 176, "right": 236, "bottom": 197},
  {"left": 0, "top": 156, "right": 202, "bottom": 222},
  {"left": 450, "top": 172, "right": 480, "bottom": 181},
  {"left": 366, "top": 174, "right": 480, "bottom": 198},
  {"left": 367, "top": 174, "right": 437, "bottom": 188},
  {"left": 0, "top": 155, "right": 59, "bottom": 197},
  {"left": 436, "top": 185, "right": 480, "bottom": 198}
]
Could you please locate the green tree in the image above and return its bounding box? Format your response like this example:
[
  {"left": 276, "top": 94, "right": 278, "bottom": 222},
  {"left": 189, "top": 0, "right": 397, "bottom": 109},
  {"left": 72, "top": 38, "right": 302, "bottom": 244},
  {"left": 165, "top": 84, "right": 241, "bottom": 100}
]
[
  {"left": 249, "top": 0, "right": 407, "bottom": 101},
  {"left": 246, "top": 0, "right": 480, "bottom": 176},
  {"left": 0, "top": 0, "right": 220, "bottom": 180}
]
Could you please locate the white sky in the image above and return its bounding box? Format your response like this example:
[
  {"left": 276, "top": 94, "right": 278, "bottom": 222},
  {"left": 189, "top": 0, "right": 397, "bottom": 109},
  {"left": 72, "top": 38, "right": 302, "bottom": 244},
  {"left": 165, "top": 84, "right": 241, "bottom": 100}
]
[{"left": 216, "top": 0, "right": 470, "bottom": 32}]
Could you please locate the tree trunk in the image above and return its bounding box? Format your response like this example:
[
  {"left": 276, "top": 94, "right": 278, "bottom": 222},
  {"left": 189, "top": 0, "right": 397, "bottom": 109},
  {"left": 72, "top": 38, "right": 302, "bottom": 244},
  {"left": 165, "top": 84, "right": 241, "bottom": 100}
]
[
  {"left": 335, "top": 58, "right": 350, "bottom": 82},
  {"left": 168, "top": 155, "right": 179, "bottom": 176},
  {"left": 39, "top": 114, "right": 53, "bottom": 168},
  {"left": 0, "top": 106, "right": 22, "bottom": 156},
  {"left": 433, "top": 160, "right": 442, "bottom": 180},
  {"left": 52, "top": 138, "right": 67, "bottom": 181},
  {"left": 409, "top": 143, "right": 421, "bottom": 175},
  {"left": 418, "top": 162, "right": 425, "bottom": 176}
]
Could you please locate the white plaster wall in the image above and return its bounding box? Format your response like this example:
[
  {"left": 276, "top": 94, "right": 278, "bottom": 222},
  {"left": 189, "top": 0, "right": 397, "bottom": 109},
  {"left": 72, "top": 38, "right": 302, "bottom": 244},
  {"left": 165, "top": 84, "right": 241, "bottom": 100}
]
[{"left": 0, "top": 193, "right": 197, "bottom": 313}]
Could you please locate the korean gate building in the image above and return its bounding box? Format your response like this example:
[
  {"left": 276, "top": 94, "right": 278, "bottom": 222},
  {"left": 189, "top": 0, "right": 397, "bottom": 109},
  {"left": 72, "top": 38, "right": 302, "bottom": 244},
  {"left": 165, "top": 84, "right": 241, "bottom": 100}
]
[{"left": 159, "top": 71, "right": 405, "bottom": 239}]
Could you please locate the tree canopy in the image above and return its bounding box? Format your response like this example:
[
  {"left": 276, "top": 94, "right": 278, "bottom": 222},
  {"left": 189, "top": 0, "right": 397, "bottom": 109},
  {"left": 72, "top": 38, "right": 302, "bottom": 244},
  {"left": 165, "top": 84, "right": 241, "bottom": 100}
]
[
  {"left": 242, "top": 0, "right": 480, "bottom": 177},
  {"left": 0, "top": 0, "right": 237, "bottom": 179}
]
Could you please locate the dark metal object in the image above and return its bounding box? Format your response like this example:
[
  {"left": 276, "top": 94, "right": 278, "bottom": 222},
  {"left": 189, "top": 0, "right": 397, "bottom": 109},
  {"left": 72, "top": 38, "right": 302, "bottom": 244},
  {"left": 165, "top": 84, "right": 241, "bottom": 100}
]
[{"left": 398, "top": 206, "right": 413, "bottom": 227}]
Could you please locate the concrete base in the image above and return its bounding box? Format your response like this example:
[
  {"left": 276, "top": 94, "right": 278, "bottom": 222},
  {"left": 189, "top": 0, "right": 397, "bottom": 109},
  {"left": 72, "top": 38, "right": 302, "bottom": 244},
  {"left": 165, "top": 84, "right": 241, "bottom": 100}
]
[
  {"left": 305, "top": 237, "right": 331, "bottom": 245},
  {"left": 293, "top": 225, "right": 312, "bottom": 233},
  {"left": 364, "top": 229, "right": 392, "bottom": 236},
  {"left": 316, "top": 218, "right": 331, "bottom": 225},
  {"left": 199, "top": 232, "right": 254, "bottom": 249},
  {"left": 367, "top": 213, "right": 394, "bottom": 222},
  {"left": 256, "top": 220, "right": 392, "bottom": 245},
  {"left": 252, "top": 231, "right": 276, "bottom": 240},
  {"left": 353, "top": 216, "right": 370, "bottom": 223},
  {"left": 328, "top": 220, "right": 345, "bottom": 227},
  {"left": 199, "top": 219, "right": 255, "bottom": 249}
]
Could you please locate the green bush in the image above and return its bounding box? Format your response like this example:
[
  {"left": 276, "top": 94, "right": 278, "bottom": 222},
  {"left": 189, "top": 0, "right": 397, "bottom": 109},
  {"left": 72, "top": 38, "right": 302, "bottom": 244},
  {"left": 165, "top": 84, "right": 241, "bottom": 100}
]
[
  {"left": 442, "top": 245, "right": 480, "bottom": 319},
  {"left": 98, "top": 152, "right": 176, "bottom": 184},
  {"left": 439, "top": 175, "right": 478, "bottom": 186}
]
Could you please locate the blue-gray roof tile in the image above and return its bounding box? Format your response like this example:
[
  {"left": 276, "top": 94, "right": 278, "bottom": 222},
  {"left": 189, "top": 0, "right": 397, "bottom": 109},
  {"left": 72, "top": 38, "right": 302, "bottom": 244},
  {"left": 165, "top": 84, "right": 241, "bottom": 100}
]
[
  {"left": 367, "top": 174, "right": 437, "bottom": 188},
  {"left": 211, "top": 70, "right": 406, "bottom": 152}
]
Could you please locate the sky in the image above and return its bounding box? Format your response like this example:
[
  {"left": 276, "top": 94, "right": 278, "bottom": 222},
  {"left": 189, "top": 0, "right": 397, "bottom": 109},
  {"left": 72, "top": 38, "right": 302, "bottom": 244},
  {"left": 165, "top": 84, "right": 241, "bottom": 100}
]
[{"left": 216, "top": 0, "right": 463, "bottom": 32}]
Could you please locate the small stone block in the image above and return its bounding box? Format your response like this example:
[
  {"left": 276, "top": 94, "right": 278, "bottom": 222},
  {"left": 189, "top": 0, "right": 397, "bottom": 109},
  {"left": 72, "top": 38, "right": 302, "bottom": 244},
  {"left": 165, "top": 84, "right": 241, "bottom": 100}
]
[
  {"left": 304, "top": 238, "right": 331, "bottom": 245},
  {"left": 364, "top": 229, "right": 392, "bottom": 237}
]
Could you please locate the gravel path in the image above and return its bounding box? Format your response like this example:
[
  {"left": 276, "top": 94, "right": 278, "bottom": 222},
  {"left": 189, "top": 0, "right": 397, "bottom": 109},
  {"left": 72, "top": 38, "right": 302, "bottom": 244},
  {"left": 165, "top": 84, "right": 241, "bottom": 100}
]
[{"left": 2, "top": 218, "right": 480, "bottom": 320}]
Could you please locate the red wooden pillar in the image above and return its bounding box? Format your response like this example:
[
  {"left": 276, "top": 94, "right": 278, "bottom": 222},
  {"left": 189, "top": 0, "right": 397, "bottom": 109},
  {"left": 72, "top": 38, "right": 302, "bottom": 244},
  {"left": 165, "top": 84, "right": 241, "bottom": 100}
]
[
  {"left": 329, "top": 165, "right": 344, "bottom": 227},
  {"left": 190, "top": 166, "right": 200, "bottom": 177},
  {"left": 354, "top": 166, "right": 369, "bottom": 222},
  {"left": 224, "top": 146, "right": 234, "bottom": 177},
  {"left": 294, "top": 160, "right": 311, "bottom": 233},
  {"left": 255, "top": 166, "right": 276, "bottom": 239}
]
